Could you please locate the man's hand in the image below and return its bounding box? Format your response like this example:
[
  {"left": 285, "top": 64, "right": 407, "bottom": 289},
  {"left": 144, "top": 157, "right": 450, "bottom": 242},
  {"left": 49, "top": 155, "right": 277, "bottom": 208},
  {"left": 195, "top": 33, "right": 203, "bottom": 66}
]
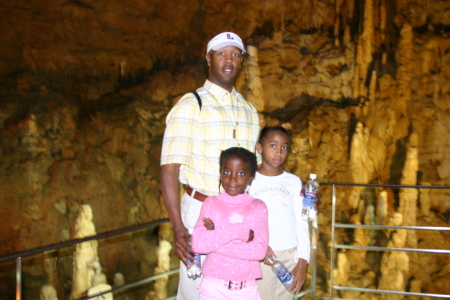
[
  {"left": 172, "top": 225, "right": 196, "bottom": 267},
  {"left": 289, "top": 258, "right": 307, "bottom": 294},
  {"left": 160, "top": 163, "right": 195, "bottom": 266}
]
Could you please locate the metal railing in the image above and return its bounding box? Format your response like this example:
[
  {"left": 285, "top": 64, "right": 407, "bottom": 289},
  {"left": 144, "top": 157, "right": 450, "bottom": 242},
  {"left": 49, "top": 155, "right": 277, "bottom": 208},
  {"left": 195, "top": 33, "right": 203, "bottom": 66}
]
[
  {"left": 324, "top": 183, "right": 450, "bottom": 299},
  {"left": 295, "top": 216, "right": 318, "bottom": 299},
  {"left": 0, "top": 219, "right": 174, "bottom": 300},
  {"left": 7, "top": 182, "right": 447, "bottom": 299},
  {"left": 0, "top": 214, "right": 317, "bottom": 300}
]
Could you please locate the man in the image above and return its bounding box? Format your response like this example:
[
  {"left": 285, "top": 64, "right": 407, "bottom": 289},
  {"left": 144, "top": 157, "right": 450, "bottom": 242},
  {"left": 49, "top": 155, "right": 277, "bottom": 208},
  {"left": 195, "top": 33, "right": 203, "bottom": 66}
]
[{"left": 160, "top": 32, "right": 261, "bottom": 299}]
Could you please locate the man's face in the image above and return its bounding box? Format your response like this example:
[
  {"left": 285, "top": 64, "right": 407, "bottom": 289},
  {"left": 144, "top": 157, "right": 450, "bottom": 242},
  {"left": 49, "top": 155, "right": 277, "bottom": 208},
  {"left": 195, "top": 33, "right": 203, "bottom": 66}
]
[{"left": 206, "top": 46, "right": 243, "bottom": 92}]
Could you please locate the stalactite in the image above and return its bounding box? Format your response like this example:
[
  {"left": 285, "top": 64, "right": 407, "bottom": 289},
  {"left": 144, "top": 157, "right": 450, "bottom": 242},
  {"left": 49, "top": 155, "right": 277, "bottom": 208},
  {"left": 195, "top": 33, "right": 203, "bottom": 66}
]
[
  {"left": 420, "top": 40, "right": 438, "bottom": 97},
  {"left": 396, "top": 24, "right": 414, "bottom": 113},
  {"left": 334, "top": 0, "right": 341, "bottom": 46},
  {"left": 364, "top": 69, "right": 377, "bottom": 117},
  {"left": 352, "top": 0, "right": 374, "bottom": 100},
  {"left": 380, "top": 0, "right": 387, "bottom": 45}
]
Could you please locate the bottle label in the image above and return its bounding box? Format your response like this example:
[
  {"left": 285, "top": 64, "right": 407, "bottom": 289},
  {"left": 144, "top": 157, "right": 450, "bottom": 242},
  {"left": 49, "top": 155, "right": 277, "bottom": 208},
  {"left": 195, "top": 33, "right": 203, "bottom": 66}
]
[
  {"left": 303, "top": 191, "right": 316, "bottom": 208},
  {"left": 275, "top": 267, "right": 294, "bottom": 285}
]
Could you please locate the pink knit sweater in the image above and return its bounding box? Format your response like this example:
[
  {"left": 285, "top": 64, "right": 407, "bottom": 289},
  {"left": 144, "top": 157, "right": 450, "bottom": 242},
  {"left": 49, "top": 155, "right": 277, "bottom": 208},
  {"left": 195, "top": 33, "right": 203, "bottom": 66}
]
[{"left": 192, "top": 190, "right": 269, "bottom": 281}]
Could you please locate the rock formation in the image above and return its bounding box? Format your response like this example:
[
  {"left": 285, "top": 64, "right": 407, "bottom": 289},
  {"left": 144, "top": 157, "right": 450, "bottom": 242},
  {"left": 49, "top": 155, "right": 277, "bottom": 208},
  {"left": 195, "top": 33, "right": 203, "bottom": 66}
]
[
  {"left": 0, "top": 0, "right": 450, "bottom": 298},
  {"left": 70, "top": 205, "right": 101, "bottom": 299}
]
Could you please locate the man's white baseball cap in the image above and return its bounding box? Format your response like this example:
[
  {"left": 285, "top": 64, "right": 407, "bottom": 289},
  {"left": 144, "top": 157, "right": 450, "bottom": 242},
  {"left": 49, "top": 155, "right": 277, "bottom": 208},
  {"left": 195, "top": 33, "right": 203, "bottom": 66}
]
[{"left": 206, "top": 32, "right": 246, "bottom": 54}]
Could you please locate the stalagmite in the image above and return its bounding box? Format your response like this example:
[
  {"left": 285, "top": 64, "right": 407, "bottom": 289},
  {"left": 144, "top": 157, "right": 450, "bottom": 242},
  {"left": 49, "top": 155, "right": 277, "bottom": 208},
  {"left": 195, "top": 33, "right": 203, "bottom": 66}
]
[
  {"left": 43, "top": 251, "right": 64, "bottom": 300},
  {"left": 147, "top": 239, "right": 172, "bottom": 300},
  {"left": 376, "top": 190, "right": 388, "bottom": 225},
  {"left": 70, "top": 205, "right": 100, "bottom": 300},
  {"left": 40, "top": 284, "right": 58, "bottom": 300},
  {"left": 399, "top": 142, "right": 419, "bottom": 248},
  {"left": 349, "top": 122, "right": 374, "bottom": 208},
  {"left": 245, "top": 45, "right": 265, "bottom": 113},
  {"left": 113, "top": 273, "right": 125, "bottom": 286},
  {"left": 333, "top": 251, "right": 349, "bottom": 288},
  {"left": 419, "top": 182, "right": 431, "bottom": 216},
  {"left": 378, "top": 213, "right": 409, "bottom": 300},
  {"left": 87, "top": 283, "right": 113, "bottom": 300}
]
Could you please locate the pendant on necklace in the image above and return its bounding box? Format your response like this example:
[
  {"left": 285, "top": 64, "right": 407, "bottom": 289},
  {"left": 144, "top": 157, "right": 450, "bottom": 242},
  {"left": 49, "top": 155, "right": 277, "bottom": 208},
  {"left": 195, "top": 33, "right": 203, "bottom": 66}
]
[{"left": 233, "top": 129, "right": 236, "bottom": 139}]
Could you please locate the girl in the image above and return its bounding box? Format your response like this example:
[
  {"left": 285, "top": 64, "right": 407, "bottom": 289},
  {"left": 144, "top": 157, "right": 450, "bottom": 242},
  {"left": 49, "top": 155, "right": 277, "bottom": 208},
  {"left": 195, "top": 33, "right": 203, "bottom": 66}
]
[
  {"left": 248, "top": 126, "right": 310, "bottom": 300},
  {"left": 192, "top": 147, "right": 269, "bottom": 300}
]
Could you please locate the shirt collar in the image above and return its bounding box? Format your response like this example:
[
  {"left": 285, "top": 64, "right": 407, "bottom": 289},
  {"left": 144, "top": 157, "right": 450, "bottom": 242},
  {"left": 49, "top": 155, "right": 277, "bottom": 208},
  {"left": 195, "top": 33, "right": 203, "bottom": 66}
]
[{"left": 204, "top": 80, "right": 237, "bottom": 103}]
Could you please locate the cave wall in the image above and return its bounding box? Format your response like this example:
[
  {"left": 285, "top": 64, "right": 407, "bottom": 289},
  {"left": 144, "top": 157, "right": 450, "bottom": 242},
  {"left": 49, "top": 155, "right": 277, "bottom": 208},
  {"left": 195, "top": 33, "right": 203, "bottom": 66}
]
[{"left": 1, "top": 0, "right": 450, "bottom": 298}]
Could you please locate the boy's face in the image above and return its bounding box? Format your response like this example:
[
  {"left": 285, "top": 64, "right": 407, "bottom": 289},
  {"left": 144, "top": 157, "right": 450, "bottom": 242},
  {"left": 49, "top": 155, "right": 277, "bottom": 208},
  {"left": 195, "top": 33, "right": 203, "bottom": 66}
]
[
  {"left": 206, "top": 46, "right": 243, "bottom": 91},
  {"left": 221, "top": 155, "right": 254, "bottom": 196}
]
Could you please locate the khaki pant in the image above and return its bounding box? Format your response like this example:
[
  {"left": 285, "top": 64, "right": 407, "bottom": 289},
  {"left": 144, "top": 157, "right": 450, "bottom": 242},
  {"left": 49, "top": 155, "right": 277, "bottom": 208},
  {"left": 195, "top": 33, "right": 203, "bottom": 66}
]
[{"left": 256, "top": 247, "right": 297, "bottom": 300}]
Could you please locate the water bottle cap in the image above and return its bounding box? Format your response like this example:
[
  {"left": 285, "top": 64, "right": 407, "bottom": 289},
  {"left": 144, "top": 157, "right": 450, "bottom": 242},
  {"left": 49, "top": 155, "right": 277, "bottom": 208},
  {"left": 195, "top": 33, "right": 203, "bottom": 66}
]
[{"left": 310, "top": 174, "right": 317, "bottom": 180}]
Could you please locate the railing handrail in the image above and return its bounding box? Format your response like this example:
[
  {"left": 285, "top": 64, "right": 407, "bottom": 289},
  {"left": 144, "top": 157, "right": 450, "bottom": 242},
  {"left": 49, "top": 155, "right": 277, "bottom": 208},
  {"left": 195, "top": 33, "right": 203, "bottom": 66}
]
[
  {"left": 321, "top": 182, "right": 449, "bottom": 189},
  {"left": 328, "top": 182, "right": 450, "bottom": 299},
  {"left": 3, "top": 182, "right": 449, "bottom": 299},
  {"left": 0, "top": 218, "right": 169, "bottom": 263}
]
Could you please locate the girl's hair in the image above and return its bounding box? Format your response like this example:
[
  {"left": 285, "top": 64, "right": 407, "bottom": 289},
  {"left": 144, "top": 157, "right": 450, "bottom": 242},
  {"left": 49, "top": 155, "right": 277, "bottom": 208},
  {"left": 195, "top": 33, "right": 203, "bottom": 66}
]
[
  {"left": 258, "top": 126, "right": 291, "bottom": 144},
  {"left": 219, "top": 147, "right": 257, "bottom": 177}
]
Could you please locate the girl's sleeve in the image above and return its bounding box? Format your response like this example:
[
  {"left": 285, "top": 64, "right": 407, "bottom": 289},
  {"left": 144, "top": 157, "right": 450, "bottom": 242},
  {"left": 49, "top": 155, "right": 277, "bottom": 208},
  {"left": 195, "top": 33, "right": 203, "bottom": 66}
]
[
  {"left": 294, "top": 186, "right": 311, "bottom": 262},
  {"left": 191, "top": 200, "right": 251, "bottom": 254},
  {"left": 214, "top": 200, "right": 269, "bottom": 261}
]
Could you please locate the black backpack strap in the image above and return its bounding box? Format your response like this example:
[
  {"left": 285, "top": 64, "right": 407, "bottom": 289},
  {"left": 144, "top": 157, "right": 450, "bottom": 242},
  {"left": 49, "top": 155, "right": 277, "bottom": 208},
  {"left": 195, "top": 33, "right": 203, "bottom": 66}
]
[{"left": 193, "top": 90, "right": 202, "bottom": 111}]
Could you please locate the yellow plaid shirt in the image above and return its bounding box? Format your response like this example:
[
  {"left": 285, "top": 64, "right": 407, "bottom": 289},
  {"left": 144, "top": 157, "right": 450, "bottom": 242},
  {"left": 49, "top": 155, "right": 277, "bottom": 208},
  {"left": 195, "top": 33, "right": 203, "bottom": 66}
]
[{"left": 161, "top": 80, "right": 260, "bottom": 196}]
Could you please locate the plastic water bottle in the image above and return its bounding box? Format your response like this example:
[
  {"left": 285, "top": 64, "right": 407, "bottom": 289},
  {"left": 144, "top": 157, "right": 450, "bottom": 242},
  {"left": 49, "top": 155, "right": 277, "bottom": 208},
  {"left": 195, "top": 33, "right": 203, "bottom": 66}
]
[
  {"left": 271, "top": 259, "right": 294, "bottom": 292},
  {"left": 186, "top": 235, "right": 202, "bottom": 279},
  {"left": 302, "top": 173, "right": 319, "bottom": 221}
]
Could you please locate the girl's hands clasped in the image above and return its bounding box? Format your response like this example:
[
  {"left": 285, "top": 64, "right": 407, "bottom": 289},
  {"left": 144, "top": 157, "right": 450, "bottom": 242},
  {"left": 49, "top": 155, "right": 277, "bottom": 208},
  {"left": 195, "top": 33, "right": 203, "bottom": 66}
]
[{"left": 203, "top": 217, "right": 254, "bottom": 242}]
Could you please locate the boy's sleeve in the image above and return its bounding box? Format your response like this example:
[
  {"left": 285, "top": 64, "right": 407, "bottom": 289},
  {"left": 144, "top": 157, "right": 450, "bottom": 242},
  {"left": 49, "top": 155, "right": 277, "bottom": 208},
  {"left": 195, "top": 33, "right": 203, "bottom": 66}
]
[
  {"left": 294, "top": 191, "right": 311, "bottom": 262},
  {"left": 214, "top": 200, "right": 269, "bottom": 261},
  {"left": 191, "top": 200, "right": 251, "bottom": 254}
]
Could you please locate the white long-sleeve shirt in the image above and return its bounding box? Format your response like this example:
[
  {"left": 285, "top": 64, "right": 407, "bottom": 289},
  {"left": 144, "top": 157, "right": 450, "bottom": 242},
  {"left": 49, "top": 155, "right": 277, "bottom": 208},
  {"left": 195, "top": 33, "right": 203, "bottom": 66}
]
[{"left": 248, "top": 171, "right": 310, "bottom": 262}]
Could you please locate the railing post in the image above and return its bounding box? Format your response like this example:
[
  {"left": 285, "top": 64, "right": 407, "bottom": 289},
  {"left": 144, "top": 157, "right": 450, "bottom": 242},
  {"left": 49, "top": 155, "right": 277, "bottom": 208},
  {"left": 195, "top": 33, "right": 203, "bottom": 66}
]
[
  {"left": 329, "top": 184, "right": 336, "bottom": 298},
  {"left": 311, "top": 216, "right": 318, "bottom": 300},
  {"left": 16, "top": 257, "right": 21, "bottom": 300}
]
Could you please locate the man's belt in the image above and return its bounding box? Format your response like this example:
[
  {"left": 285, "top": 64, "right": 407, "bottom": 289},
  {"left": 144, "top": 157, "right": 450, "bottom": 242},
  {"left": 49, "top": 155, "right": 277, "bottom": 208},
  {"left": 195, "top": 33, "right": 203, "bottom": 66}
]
[{"left": 185, "top": 186, "right": 209, "bottom": 202}]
